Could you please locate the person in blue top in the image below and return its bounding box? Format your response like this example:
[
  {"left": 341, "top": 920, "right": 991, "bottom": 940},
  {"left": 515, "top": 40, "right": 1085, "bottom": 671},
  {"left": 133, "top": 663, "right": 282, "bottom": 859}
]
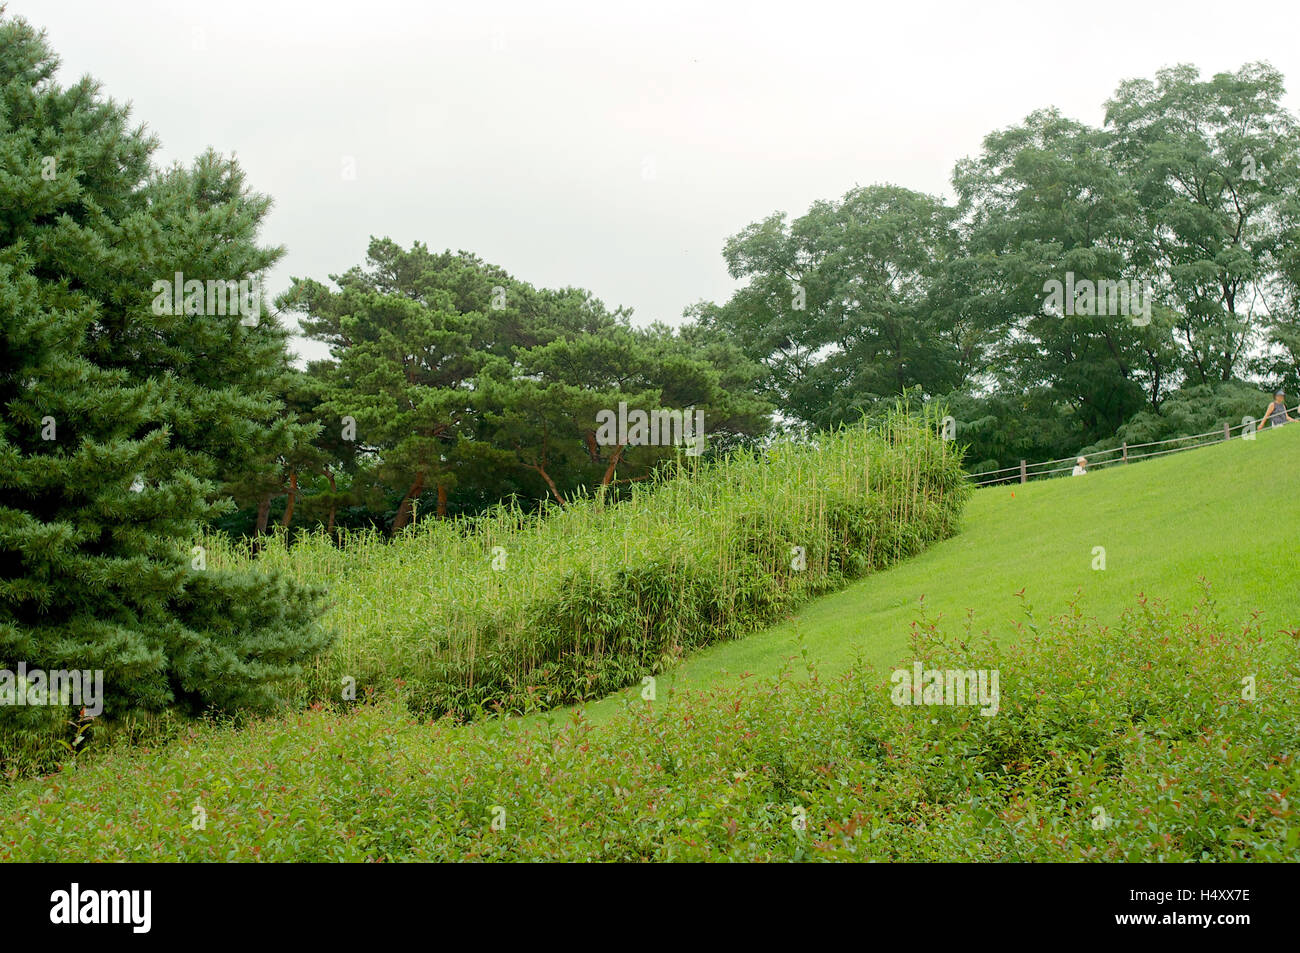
[{"left": 1256, "top": 390, "right": 1295, "bottom": 432}]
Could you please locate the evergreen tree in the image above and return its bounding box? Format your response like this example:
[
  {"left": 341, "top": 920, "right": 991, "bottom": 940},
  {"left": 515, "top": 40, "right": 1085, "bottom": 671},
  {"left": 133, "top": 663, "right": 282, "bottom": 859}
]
[
  {"left": 291, "top": 239, "right": 774, "bottom": 521},
  {"left": 0, "top": 13, "right": 328, "bottom": 754},
  {"left": 288, "top": 239, "right": 508, "bottom": 532}
]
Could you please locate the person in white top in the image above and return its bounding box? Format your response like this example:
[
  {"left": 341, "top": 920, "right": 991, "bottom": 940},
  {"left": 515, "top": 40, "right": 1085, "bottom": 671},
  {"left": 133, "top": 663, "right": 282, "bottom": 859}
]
[{"left": 1071, "top": 456, "right": 1088, "bottom": 476}]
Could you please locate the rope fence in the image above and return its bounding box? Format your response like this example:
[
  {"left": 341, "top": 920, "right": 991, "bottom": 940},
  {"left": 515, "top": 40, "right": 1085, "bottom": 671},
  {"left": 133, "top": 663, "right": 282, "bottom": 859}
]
[{"left": 963, "top": 403, "right": 1298, "bottom": 487}]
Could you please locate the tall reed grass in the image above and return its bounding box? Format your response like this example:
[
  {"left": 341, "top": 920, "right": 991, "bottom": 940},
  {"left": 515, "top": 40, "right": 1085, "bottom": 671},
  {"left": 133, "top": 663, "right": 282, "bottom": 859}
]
[{"left": 207, "top": 409, "right": 969, "bottom": 718}]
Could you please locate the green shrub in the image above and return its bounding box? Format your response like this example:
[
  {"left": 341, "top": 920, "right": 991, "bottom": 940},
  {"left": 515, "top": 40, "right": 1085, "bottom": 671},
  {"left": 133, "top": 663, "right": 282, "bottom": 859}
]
[{"left": 3, "top": 589, "right": 1293, "bottom": 861}]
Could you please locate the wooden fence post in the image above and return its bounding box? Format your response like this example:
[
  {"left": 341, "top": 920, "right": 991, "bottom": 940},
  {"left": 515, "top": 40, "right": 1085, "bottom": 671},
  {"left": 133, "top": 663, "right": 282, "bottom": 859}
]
[
  {"left": 1019, "top": 459, "right": 1027, "bottom": 484},
  {"left": 1224, "top": 421, "right": 1231, "bottom": 440},
  {"left": 1122, "top": 442, "right": 1128, "bottom": 464}
]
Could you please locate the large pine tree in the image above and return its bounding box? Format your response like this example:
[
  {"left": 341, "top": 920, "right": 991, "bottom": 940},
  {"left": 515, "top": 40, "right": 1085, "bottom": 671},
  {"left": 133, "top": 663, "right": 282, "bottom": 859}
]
[{"left": 0, "top": 12, "right": 328, "bottom": 754}]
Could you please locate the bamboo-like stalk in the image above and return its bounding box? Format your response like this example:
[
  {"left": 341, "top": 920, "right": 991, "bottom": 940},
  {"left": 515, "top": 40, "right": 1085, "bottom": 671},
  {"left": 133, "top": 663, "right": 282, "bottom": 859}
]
[{"left": 201, "top": 411, "right": 966, "bottom": 716}]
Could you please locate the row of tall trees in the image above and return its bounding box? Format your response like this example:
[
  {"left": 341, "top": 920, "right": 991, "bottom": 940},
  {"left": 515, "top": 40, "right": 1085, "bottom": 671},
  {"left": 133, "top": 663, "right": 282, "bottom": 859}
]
[
  {"left": 217, "top": 238, "right": 772, "bottom": 538},
  {"left": 688, "top": 63, "right": 1300, "bottom": 471},
  {"left": 0, "top": 11, "right": 769, "bottom": 732},
  {"left": 8, "top": 0, "right": 1300, "bottom": 731}
]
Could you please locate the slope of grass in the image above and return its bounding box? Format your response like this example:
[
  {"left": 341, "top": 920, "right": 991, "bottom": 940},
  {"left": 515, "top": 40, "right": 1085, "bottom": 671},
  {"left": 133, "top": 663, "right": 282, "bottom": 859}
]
[
  {"left": 2, "top": 423, "right": 1297, "bottom": 862},
  {"left": 578, "top": 424, "right": 1300, "bottom": 721}
]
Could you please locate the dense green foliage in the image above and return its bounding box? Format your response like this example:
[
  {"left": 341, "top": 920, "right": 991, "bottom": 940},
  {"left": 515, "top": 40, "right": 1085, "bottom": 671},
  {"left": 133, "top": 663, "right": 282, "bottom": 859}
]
[
  {"left": 0, "top": 13, "right": 327, "bottom": 768},
  {"left": 690, "top": 63, "right": 1300, "bottom": 475},
  {"left": 4, "top": 384, "right": 1295, "bottom": 862},
  {"left": 237, "top": 238, "right": 772, "bottom": 535},
  {"left": 3, "top": 589, "right": 1293, "bottom": 861},
  {"left": 4, "top": 8, "right": 1297, "bottom": 869},
  {"left": 210, "top": 411, "right": 967, "bottom": 719}
]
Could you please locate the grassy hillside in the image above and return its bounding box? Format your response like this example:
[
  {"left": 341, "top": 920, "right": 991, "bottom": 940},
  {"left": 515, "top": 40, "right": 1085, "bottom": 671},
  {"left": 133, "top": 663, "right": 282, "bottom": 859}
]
[
  {"left": 1, "top": 423, "right": 1296, "bottom": 861},
  {"left": 577, "top": 423, "right": 1300, "bottom": 720},
  {"left": 4, "top": 591, "right": 1295, "bottom": 862}
]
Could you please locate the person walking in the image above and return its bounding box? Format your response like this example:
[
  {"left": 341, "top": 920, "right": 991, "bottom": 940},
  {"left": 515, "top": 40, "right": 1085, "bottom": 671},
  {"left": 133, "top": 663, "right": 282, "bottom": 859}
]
[{"left": 1256, "top": 390, "right": 1295, "bottom": 431}]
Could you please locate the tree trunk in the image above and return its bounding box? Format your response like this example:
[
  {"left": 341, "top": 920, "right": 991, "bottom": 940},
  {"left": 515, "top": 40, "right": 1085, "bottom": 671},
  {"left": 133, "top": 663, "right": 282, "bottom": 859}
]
[
  {"left": 600, "top": 444, "right": 627, "bottom": 486},
  {"left": 279, "top": 470, "right": 298, "bottom": 528},
  {"left": 323, "top": 468, "right": 337, "bottom": 539},
  {"left": 530, "top": 464, "right": 565, "bottom": 507},
  {"left": 254, "top": 491, "right": 272, "bottom": 535},
  {"left": 390, "top": 469, "right": 426, "bottom": 537},
  {"left": 436, "top": 482, "right": 447, "bottom": 518}
]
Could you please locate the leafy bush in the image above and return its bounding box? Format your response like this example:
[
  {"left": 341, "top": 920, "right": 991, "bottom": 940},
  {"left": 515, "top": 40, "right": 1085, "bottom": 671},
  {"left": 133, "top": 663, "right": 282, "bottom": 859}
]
[{"left": 4, "top": 588, "right": 1294, "bottom": 861}]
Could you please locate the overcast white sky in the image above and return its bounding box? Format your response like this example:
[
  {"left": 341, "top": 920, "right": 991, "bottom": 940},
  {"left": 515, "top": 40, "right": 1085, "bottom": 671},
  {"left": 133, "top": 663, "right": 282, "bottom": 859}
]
[{"left": 14, "top": 0, "right": 1300, "bottom": 362}]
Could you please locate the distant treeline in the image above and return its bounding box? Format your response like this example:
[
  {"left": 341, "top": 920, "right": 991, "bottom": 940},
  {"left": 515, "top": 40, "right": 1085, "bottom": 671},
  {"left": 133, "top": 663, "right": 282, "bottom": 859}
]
[
  {"left": 220, "top": 238, "right": 773, "bottom": 539},
  {"left": 689, "top": 62, "right": 1300, "bottom": 476},
  {"left": 12, "top": 4, "right": 1299, "bottom": 546},
  {"left": 240, "top": 63, "right": 1300, "bottom": 530}
]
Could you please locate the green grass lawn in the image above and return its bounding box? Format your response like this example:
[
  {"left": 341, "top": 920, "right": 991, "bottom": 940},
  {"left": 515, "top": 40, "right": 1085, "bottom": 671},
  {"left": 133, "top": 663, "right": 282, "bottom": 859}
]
[{"left": 575, "top": 424, "right": 1300, "bottom": 723}]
